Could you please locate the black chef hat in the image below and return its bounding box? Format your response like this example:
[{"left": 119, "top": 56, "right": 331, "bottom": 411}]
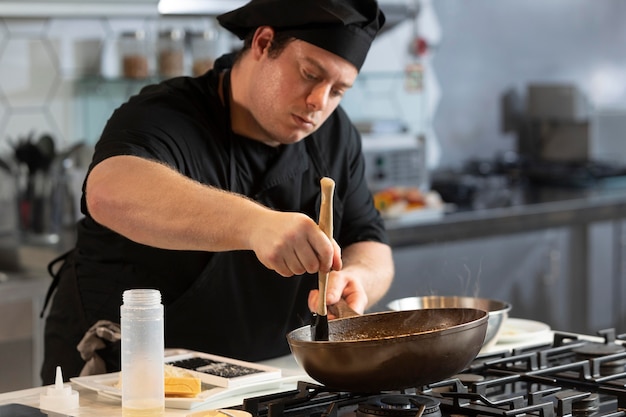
[{"left": 217, "top": 0, "right": 386, "bottom": 71}]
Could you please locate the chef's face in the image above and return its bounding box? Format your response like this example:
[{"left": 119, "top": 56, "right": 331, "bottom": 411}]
[{"left": 241, "top": 28, "right": 359, "bottom": 146}]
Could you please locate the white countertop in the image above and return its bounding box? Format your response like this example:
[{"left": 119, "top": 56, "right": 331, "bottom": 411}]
[{"left": 0, "top": 355, "right": 311, "bottom": 417}]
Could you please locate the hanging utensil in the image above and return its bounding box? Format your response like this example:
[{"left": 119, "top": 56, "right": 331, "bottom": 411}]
[{"left": 311, "top": 177, "right": 335, "bottom": 341}]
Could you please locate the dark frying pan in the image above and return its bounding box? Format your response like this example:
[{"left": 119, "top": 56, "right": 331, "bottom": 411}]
[{"left": 287, "top": 304, "right": 488, "bottom": 392}]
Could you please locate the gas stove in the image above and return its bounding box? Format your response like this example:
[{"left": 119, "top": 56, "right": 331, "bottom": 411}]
[{"left": 232, "top": 329, "right": 626, "bottom": 417}]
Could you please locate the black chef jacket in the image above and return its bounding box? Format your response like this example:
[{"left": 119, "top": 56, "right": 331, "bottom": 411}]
[{"left": 44, "top": 53, "right": 388, "bottom": 378}]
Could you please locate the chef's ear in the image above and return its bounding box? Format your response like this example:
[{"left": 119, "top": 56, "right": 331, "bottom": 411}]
[{"left": 251, "top": 26, "right": 275, "bottom": 57}]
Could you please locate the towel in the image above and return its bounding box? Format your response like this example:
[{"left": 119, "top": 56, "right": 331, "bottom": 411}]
[{"left": 76, "top": 320, "right": 121, "bottom": 376}]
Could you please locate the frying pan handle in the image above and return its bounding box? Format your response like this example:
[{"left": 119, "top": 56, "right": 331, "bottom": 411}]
[
  {"left": 328, "top": 298, "right": 360, "bottom": 319},
  {"left": 317, "top": 177, "right": 335, "bottom": 317}
]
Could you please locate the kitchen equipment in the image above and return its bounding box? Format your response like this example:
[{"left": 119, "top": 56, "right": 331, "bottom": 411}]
[
  {"left": 12, "top": 136, "right": 83, "bottom": 245},
  {"left": 287, "top": 306, "right": 488, "bottom": 392},
  {"left": 361, "top": 133, "right": 428, "bottom": 193},
  {"left": 234, "top": 328, "right": 626, "bottom": 417},
  {"left": 120, "top": 289, "right": 165, "bottom": 416},
  {"left": 518, "top": 84, "right": 591, "bottom": 164},
  {"left": 508, "top": 84, "right": 626, "bottom": 174},
  {"left": 527, "top": 84, "right": 590, "bottom": 121},
  {"left": 39, "top": 366, "right": 79, "bottom": 414},
  {"left": 386, "top": 296, "right": 511, "bottom": 349},
  {"left": 311, "top": 177, "right": 335, "bottom": 341}
]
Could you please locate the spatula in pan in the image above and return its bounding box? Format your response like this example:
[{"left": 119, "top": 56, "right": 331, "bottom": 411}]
[{"left": 311, "top": 177, "right": 335, "bottom": 341}]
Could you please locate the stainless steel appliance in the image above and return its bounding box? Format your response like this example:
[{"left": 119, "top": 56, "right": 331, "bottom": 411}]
[
  {"left": 499, "top": 84, "right": 626, "bottom": 187},
  {"left": 519, "top": 84, "right": 592, "bottom": 163},
  {"left": 230, "top": 328, "right": 626, "bottom": 417},
  {"left": 361, "top": 133, "right": 428, "bottom": 193},
  {"left": 512, "top": 84, "right": 625, "bottom": 166}
]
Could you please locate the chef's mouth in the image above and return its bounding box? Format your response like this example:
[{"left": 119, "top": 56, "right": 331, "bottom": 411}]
[{"left": 293, "top": 113, "right": 316, "bottom": 129}]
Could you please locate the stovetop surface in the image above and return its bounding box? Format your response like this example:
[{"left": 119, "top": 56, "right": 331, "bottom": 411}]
[{"left": 233, "top": 329, "right": 626, "bottom": 417}]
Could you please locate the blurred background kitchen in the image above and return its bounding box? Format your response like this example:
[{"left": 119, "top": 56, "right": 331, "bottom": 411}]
[{"left": 1, "top": 0, "right": 625, "bottom": 393}]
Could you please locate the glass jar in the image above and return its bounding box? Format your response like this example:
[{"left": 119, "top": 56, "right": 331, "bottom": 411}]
[
  {"left": 190, "top": 29, "right": 219, "bottom": 77},
  {"left": 158, "top": 28, "right": 185, "bottom": 78},
  {"left": 119, "top": 30, "right": 150, "bottom": 79}
]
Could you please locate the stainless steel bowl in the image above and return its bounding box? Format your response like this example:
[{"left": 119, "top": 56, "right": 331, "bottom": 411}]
[{"left": 387, "top": 296, "right": 512, "bottom": 349}]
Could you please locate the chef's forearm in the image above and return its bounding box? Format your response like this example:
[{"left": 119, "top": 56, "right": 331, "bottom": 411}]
[
  {"left": 341, "top": 241, "right": 394, "bottom": 309},
  {"left": 85, "top": 155, "right": 272, "bottom": 251}
]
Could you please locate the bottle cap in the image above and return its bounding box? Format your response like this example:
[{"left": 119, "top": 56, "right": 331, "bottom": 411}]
[{"left": 39, "top": 366, "right": 80, "bottom": 412}]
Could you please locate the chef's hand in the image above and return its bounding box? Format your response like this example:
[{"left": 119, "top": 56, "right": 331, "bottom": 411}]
[
  {"left": 249, "top": 211, "right": 342, "bottom": 277},
  {"left": 308, "top": 270, "right": 368, "bottom": 319}
]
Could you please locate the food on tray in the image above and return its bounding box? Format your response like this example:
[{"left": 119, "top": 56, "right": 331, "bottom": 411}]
[
  {"left": 373, "top": 187, "right": 443, "bottom": 217},
  {"left": 164, "top": 364, "right": 202, "bottom": 397},
  {"left": 164, "top": 376, "right": 202, "bottom": 397},
  {"left": 374, "top": 187, "right": 424, "bottom": 211},
  {"left": 113, "top": 365, "right": 203, "bottom": 397}
]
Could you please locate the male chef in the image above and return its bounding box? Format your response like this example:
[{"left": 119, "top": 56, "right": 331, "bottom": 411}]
[{"left": 41, "top": 0, "right": 394, "bottom": 384}]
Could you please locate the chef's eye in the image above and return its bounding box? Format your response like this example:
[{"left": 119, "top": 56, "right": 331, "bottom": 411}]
[
  {"left": 303, "top": 71, "right": 319, "bottom": 81},
  {"left": 330, "top": 88, "right": 344, "bottom": 98}
]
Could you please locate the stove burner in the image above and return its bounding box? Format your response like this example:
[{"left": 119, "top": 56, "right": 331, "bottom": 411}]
[
  {"left": 573, "top": 342, "right": 626, "bottom": 376},
  {"left": 357, "top": 395, "right": 441, "bottom": 417},
  {"left": 572, "top": 393, "right": 600, "bottom": 417}
]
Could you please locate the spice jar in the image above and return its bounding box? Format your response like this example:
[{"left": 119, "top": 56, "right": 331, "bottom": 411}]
[
  {"left": 158, "top": 28, "right": 185, "bottom": 78},
  {"left": 190, "top": 29, "right": 219, "bottom": 76},
  {"left": 119, "top": 30, "right": 150, "bottom": 79}
]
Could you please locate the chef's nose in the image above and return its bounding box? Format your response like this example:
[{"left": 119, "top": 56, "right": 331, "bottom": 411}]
[{"left": 306, "top": 84, "right": 331, "bottom": 111}]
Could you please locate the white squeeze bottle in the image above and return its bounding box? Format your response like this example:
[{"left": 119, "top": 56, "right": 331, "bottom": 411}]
[{"left": 121, "top": 289, "right": 165, "bottom": 417}]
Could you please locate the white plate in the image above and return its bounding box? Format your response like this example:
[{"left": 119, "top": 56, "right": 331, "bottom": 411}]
[
  {"left": 70, "top": 372, "right": 295, "bottom": 410},
  {"left": 497, "top": 318, "right": 551, "bottom": 343}
]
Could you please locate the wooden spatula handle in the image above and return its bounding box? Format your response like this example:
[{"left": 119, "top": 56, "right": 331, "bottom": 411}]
[{"left": 317, "top": 177, "right": 335, "bottom": 316}]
